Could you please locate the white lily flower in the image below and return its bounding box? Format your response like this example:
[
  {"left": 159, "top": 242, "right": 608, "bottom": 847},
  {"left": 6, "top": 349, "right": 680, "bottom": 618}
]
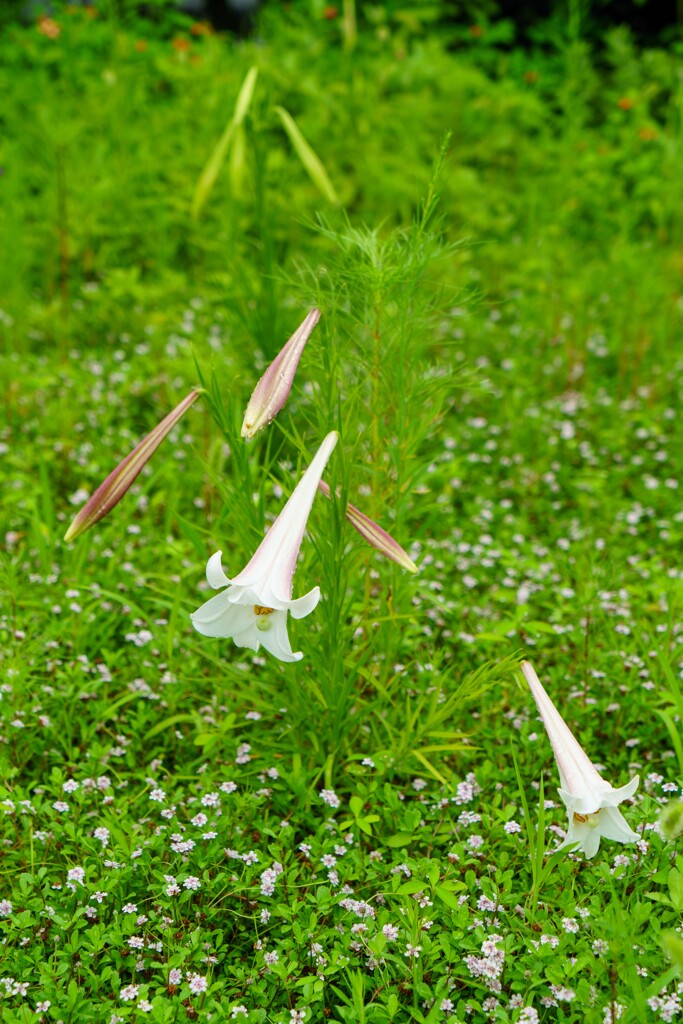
[
  {"left": 521, "top": 661, "right": 639, "bottom": 859},
  {"left": 191, "top": 431, "right": 338, "bottom": 662}
]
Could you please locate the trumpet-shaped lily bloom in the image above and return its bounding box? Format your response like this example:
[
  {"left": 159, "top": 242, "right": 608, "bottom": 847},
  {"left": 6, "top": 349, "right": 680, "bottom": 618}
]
[
  {"left": 191, "top": 431, "right": 338, "bottom": 662},
  {"left": 521, "top": 661, "right": 639, "bottom": 859}
]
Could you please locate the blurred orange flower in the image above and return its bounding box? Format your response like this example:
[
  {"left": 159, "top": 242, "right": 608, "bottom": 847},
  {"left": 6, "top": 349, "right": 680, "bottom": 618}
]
[
  {"left": 639, "top": 126, "right": 657, "bottom": 141},
  {"left": 469, "top": 24, "right": 484, "bottom": 37},
  {"left": 37, "top": 16, "right": 60, "bottom": 38},
  {"left": 172, "top": 36, "right": 191, "bottom": 52},
  {"left": 323, "top": 6, "right": 339, "bottom": 18},
  {"left": 524, "top": 70, "right": 539, "bottom": 84},
  {"left": 618, "top": 96, "right": 634, "bottom": 110},
  {"left": 134, "top": 40, "right": 148, "bottom": 52},
  {"left": 190, "top": 21, "right": 211, "bottom": 35}
]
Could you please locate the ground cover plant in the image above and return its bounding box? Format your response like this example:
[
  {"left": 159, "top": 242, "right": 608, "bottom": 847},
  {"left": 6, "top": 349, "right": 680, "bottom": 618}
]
[{"left": 1, "top": 2, "right": 683, "bottom": 1022}]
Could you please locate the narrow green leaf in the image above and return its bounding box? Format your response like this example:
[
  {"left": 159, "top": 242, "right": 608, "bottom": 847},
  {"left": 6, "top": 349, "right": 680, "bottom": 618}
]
[
  {"left": 274, "top": 106, "right": 340, "bottom": 205},
  {"left": 192, "top": 66, "right": 258, "bottom": 220}
]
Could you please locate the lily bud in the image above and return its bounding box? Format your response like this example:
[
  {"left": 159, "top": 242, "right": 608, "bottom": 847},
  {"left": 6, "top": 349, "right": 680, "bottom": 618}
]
[
  {"left": 241, "top": 309, "right": 320, "bottom": 439},
  {"left": 317, "top": 480, "right": 418, "bottom": 574},
  {"left": 64, "top": 390, "right": 201, "bottom": 543}
]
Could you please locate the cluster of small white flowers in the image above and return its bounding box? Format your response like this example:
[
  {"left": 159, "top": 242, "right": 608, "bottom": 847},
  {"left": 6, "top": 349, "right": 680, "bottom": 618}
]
[
  {"left": 550, "top": 985, "right": 575, "bottom": 1002},
  {"left": 235, "top": 743, "right": 251, "bottom": 765},
  {"left": 170, "top": 837, "right": 195, "bottom": 855},
  {"left": 188, "top": 973, "right": 208, "bottom": 995},
  {"left": 1, "top": 978, "right": 28, "bottom": 997},
  {"left": 260, "top": 861, "right": 283, "bottom": 896},
  {"left": 67, "top": 867, "right": 86, "bottom": 889},
  {"left": 648, "top": 992, "right": 683, "bottom": 1021},
  {"left": 164, "top": 874, "right": 181, "bottom": 896},
  {"left": 338, "top": 898, "right": 376, "bottom": 919},
  {"left": 454, "top": 775, "right": 478, "bottom": 805},
  {"left": 464, "top": 934, "right": 505, "bottom": 991},
  {"left": 320, "top": 789, "right": 340, "bottom": 808},
  {"left": 93, "top": 827, "right": 110, "bottom": 847}
]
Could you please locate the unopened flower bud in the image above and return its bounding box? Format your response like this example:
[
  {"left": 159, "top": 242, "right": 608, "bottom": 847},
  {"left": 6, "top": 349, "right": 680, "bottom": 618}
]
[
  {"left": 317, "top": 480, "right": 418, "bottom": 573},
  {"left": 241, "top": 309, "right": 320, "bottom": 439},
  {"left": 64, "top": 390, "right": 201, "bottom": 542}
]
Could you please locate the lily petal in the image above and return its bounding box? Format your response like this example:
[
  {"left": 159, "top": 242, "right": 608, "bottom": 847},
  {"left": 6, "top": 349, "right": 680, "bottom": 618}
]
[
  {"left": 522, "top": 662, "right": 605, "bottom": 799},
  {"left": 191, "top": 594, "right": 254, "bottom": 640},
  {"left": 232, "top": 431, "right": 338, "bottom": 603},
  {"left": 255, "top": 609, "right": 302, "bottom": 663},
  {"left": 287, "top": 586, "right": 321, "bottom": 620},
  {"left": 206, "top": 550, "right": 231, "bottom": 589}
]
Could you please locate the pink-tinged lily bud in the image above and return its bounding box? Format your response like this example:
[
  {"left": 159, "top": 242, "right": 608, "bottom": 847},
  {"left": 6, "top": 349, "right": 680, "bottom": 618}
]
[
  {"left": 317, "top": 480, "right": 418, "bottom": 574},
  {"left": 521, "top": 661, "right": 639, "bottom": 859},
  {"left": 64, "top": 390, "right": 201, "bottom": 543},
  {"left": 241, "top": 309, "right": 320, "bottom": 439}
]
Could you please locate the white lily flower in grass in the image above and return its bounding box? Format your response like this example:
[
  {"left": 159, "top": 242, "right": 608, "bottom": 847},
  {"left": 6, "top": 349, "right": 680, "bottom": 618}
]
[
  {"left": 191, "top": 431, "right": 338, "bottom": 662},
  {"left": 521, "top": 661, "right": 639, "bottom": 859}
]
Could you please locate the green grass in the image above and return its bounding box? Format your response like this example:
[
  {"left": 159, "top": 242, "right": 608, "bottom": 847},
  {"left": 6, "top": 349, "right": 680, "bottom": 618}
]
[{"left": 1, "top": 3, "right": 683, "bottom": 1022}]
